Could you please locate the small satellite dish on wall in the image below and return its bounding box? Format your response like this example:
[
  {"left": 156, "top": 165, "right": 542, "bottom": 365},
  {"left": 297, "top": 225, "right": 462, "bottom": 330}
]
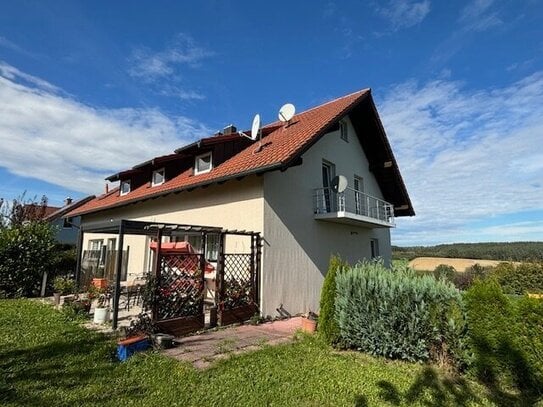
[
  {"left": 278, "top": 103, "right": 295, "bottom": 123},
  {"left": 331, "top": 175, "right": 348, "bottom": 193}
]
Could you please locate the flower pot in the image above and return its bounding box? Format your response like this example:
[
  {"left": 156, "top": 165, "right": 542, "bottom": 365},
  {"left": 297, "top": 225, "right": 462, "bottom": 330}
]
[
  {"left": 93, "top": 307, "right": 110, "bottom": 324},
  {"left": 92, "top": 278, "right": 108, "bottom": 289},
  {"left": 53, "top": 292, "right": 61, "bottom": 306},
  {"left": 302, "top": 317, "right": 317, "bottom": 333}
]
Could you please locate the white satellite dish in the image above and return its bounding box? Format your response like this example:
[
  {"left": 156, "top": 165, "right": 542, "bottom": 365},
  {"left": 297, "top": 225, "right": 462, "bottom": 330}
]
[
  {"left": 278, "top": 103, "right": 295, "bottom": 122},
  {"left": 240, "top": 113, "right": 261, "bottom": 141},
  {"left": 250, "top": 113, "right": 261, "bottom": 141},
  {"left": 331, "top": 175, "right": 348, "bottom": 193}
]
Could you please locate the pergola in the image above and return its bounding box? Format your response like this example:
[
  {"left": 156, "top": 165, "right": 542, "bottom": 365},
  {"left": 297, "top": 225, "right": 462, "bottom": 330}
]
[{"left": 75, "top": 219, "right": 261, "bottom": 331}]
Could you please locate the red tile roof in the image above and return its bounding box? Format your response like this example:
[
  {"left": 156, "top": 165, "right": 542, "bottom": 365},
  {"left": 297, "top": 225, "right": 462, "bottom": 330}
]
[{"left": 67, "top": 89, "right": 412, "bottom": 217}]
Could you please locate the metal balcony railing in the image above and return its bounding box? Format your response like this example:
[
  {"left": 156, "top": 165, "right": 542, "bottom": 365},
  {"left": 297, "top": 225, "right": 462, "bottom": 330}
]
[{"left": 313, "top": 187, "right": 395, "bottom": 226}]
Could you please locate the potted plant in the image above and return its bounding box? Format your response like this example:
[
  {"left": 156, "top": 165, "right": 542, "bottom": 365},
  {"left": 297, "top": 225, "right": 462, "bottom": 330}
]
[
  {"left": 53, "top": 276, "right": 75, "bottom": 306},
  {"left": 302, "top": 311, "right": 318, "bottom": 333},
  {"left": 93, "top": 292, "right": 110, "bottom": 324}
]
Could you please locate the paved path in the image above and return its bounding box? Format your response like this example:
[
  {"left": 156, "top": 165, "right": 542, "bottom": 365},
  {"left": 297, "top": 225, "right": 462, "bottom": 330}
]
[{"left": 163, "top": 317, "right": 303, "bottom": 369}]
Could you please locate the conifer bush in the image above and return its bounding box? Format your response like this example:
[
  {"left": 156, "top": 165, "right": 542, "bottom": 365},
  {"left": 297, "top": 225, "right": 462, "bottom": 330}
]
[
  {"left": 335, "top": 260, "right": 465, "bottom": 364},
  {"left": 318, "top": 255, "right": 347, "bottom": 345}
]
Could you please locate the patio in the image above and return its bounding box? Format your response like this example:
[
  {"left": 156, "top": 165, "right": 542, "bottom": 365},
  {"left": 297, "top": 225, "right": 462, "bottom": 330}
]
[{"left": 163, "top": 317, "right": 303, "bottom": 369}]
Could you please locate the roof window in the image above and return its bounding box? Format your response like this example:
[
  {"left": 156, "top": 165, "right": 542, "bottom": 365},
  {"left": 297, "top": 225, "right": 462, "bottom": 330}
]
[
  {"left": 120, "top": 180, "right": 131, "bottom": 196},
  {"left": 194, "top": 152, "right": 212, "bottom": 175},
  {"left": 152, "top": 168, "right": 165, "bottom": 186}
]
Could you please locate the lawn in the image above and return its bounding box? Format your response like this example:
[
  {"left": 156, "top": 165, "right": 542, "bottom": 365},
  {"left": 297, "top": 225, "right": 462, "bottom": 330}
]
[{"left": 0, "top": 299, "right": 501, "bottom": 407}]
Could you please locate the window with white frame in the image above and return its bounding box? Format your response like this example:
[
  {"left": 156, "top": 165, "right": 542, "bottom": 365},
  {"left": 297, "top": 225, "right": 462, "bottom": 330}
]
[
  {"left": 194, "top": 152, "right": 212, "bottom": 175},
  {"left": 340, "top": 120, "right": 348, "bottom": 142},
  {"left": 152, "top": 168, "right": 165, "bottom": 186},
  {"left": 120, "top": 180, "right": 131, "bottom": 195},
  {"left": 88, "top": 239, "right": 103, "bottom": 251}
]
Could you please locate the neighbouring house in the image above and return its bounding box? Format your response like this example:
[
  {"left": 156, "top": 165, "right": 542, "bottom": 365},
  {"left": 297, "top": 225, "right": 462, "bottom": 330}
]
[
  {"left": 65, "top": 89, "right": 414, "bottom": 320},
  {"left": 44, "top": 196, "right": 95, "bottom": 245}
]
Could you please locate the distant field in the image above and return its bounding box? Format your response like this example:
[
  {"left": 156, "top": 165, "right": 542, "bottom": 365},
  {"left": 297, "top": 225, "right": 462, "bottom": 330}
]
[{"left": 408, "top": 257, "right": 510, "bottom": 272}]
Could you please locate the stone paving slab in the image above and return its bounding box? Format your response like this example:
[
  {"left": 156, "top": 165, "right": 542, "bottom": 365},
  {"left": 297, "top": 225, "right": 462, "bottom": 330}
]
[{"left": 163, "top": 317, "right": 303, "bottom": 369}]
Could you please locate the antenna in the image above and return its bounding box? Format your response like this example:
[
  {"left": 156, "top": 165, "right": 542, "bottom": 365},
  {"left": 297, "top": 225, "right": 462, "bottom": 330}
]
[
  {"left": 239, "top": 113, "right": 263, "bottom": 152},
  {"left": 331, "top": 175, "right": 348, "bottom": 193},
  {"left": 239, "top": 113, "right": 261, "bottom": 141},
  {"left": 278, "top": 103, "right": 295, "bottom": 124}
]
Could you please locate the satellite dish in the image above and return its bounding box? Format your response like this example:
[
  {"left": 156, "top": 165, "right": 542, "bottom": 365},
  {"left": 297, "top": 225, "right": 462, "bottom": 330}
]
[
  {"left": 239, "top": 113, "right": 261, "bottom": 141},
  {"left": 278, "top": 103, "right": 295, "bottom": 122},
  {"left": 331, "top": 175, "right": 348, "bottom": 193},
  {"left": 250, "top": 113, "right": 261, "bottom": 141}
]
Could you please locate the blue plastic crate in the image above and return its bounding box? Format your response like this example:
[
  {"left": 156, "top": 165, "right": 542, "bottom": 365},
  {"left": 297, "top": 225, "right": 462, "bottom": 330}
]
[{"left": 117, "top": 337, "right": 150, "bottom": 361}]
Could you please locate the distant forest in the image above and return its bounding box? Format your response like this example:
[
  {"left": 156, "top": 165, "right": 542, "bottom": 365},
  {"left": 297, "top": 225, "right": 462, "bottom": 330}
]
[{"left": 392, "top": 242, "right": 543, "bottom": 262}]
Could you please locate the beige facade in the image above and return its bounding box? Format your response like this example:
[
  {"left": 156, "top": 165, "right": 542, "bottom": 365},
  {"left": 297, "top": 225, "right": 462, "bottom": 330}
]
[{"left": 80, "top": 114, "right": 393, "bottom": 317}]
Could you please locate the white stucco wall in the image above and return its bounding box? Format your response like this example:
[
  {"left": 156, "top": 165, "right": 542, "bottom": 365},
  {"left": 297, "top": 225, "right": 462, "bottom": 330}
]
[
  {"left": 261, "top": 115, "right": 392, "bottom": 317},
  {"left": 81, "top": 176, "right": 264, "bottom": 279}
]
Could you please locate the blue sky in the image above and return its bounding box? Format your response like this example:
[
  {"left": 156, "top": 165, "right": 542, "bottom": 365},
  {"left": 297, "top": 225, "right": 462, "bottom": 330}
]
[{"left": 0, "top": 0, "right": 542, "bottom": 245}]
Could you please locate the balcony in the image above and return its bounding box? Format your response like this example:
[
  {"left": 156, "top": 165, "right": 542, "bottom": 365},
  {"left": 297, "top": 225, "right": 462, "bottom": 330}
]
[{"left": 313, "top": 187, "right": 395, "bottom": 228}]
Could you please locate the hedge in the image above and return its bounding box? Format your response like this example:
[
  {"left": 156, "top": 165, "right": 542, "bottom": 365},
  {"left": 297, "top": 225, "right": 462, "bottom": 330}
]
[{"left": 335, "top": 260, "right": 465, "bottom": 364}]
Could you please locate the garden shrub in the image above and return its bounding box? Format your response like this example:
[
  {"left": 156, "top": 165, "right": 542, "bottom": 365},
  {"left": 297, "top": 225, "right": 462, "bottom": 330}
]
[
  {"left": 0, "top": 222, "right": 56, "bottom": 297},
  {"left": 335, "top": 260, "right": 465, "bottom": 365},
  {"left": 434, "top": 264, "right": 455, "bottom": 281},
  {"left": 493, "top": 262, "right": 543, "bottom": 295},
  {"left": 464, "top": 279, "right": 543, "bottom": 393},
  {"left": 319, "top": 255, "right": 347, "bottom": 345}
]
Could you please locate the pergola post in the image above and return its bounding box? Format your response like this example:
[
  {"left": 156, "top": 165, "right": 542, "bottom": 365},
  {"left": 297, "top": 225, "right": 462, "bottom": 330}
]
[
  {"left": 152, "top": 227, "right": 163, "bottom": 321},
  {"left": 112, "top": 220, "right": 125, "bottom": 330},
  {"left": 74, "top": 228, "right": 84, "bottom": 290}
]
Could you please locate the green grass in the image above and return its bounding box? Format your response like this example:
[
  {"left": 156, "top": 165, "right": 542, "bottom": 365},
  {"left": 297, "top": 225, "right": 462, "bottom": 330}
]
[{"left": 0, "top": 299, "right": 506, "bottom": 406}]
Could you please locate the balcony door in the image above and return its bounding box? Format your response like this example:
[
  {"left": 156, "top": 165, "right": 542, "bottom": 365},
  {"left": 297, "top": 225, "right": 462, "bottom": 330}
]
[
  {"left": 322, "top": 161, "right": 335, "bottom": 212},
  {"left": 354, "top": 175, "right": 364, "bottom": 215}
]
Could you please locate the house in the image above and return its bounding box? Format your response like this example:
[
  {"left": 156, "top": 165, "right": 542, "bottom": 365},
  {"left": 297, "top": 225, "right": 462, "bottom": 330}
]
[
  {"left": 44, "top": 196, "right": 95, "bottom": 245},
  {"left": 65, "top": 89, "right": 414, "bottom": 319}
]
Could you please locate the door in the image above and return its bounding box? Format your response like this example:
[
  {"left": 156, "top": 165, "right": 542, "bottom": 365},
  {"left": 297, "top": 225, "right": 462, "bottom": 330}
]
[
  {"left": 354, "top": 176, "right": 364, "bottom": 215},
  {"left": 322, "top": 161, "right": 335, "bottom": 212}
]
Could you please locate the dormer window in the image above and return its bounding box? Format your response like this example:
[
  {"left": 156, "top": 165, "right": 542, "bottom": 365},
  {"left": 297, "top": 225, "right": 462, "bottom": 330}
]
[
  {"left": 340, "top": 120, "right": 348, "bottom": 142},
  {"left": 194, "top": 152, "right": 212, "bottom": 175},
  {"left": 120, "top": 180, "right": 131, "bottom": 196},
  {"left": 152, "top": 168, "right": 165, "bottom": 186}
]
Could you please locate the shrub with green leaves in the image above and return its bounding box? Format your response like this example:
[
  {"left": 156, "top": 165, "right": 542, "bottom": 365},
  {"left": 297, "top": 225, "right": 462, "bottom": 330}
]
[
  {"left": 335, "top": 260, "right": 465, "bottom": 364},
  {"left": 0, "top": 222, "right": 56, "bottom": 297},
  {"left": 318, "top": 255, "right": 347, "bottom": 345},
  {"left": 465, "top": 279, "right": 543, "bottom": 394},
  {"left": 433, "top": 264, "right": 456, "bottom": 281},
  {"left": 493, "top": 262, "right": 543, "bottom": 295}
]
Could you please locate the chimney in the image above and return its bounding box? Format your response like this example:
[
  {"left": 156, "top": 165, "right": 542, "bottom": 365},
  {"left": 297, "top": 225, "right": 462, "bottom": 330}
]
[
  {"left": 64, "top": 197, "right": 73, "bottom": 206},
  {"left": 105, "top": 183, "right": 109, "bottom": 194},
  {"left": 223, "top": 124, "right": 237, "bottom": 135}
]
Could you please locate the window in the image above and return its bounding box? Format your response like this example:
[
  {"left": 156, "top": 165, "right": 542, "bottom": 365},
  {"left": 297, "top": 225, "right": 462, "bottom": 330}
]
[
  {"left": 370, "top": 239, "right": 380, "bottom": 259},
  {"left": 62, "top": 218, "right": 71, "bottom": 228},
  {"left": 152, "top": 168, "right": 165, "bottom": 186},
  {"left": 205, "top": 234, "right": 220, "bottom": 262},
  {"left": 120, "top": 180, "right": 131, "bottom": 195},
  {"left": 194, "top": 152, "right": 212, "bottom": 175},
  {"left": 340, "top": 120, "right": 348, "bottom": 142},
  {"left": 89, "top": 239, "right": 103, "bottom": 251}
]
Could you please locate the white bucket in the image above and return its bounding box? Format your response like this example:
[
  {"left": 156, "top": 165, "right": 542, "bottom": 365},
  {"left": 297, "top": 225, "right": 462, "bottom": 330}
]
[{"left": 93, "top": 307, "right": 110, "bottom": 324}]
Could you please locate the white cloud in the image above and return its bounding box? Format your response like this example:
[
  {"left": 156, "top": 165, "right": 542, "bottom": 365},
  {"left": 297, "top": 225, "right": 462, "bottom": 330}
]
[
  {"left": 0, "top": 61, "right": 211, "bottom": 195},
  {"left": 376, "top": 0, "right": 431, "bottom": 31},
  {"left": 128, "top": 33, "right": 212, "bottom": 79},
  {"left": 459, "top": 0, "right": 502, "bottom": 31},
  {"left": 380, "top": 72, "right": 543, "bottom": 245},
  {"left": 127, "top": 34, "right": 212, "bottom": 101}
]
